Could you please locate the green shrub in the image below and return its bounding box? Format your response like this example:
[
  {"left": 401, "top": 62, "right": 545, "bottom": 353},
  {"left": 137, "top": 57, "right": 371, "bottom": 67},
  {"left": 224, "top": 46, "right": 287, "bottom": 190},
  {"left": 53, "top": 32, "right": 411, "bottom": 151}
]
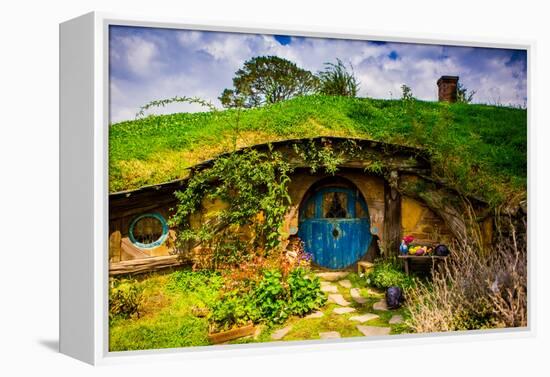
[
  {"left": 252, "top": 270, "right": 289, "bottom": 324},
  {"left": 366, "top": 259, "right": 415, "bottom": 290},
  {"left": 209, "top": 267, "right": 326, "bottom": 330},
  {"left": 109, "top": 278, "right": 144, "bottom": 320},
  {"left": 252, "top": 268, "right": 326, "bottom": 323},
  {"left": 287, "top": 268, "right": 326, "bottom": 316},
  {"left": 209, "top": 290, "right": 259, "bottom": 332},
  {"left": 317, "top": 58, "right": 359, "bottom": 97}
]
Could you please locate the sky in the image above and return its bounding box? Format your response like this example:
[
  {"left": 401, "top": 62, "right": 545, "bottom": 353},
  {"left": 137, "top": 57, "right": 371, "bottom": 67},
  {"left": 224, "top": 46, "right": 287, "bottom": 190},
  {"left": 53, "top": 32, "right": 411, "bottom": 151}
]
[{"left": 109, "top": 25, "right": 527, "bottom": 123}]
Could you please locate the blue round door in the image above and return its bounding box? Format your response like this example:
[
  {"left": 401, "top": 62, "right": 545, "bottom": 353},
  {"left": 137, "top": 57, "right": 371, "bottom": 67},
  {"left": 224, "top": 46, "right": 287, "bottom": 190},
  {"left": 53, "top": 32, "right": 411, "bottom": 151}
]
[{"left": 298, "top": 187, "right": 372, "bottom": 269}]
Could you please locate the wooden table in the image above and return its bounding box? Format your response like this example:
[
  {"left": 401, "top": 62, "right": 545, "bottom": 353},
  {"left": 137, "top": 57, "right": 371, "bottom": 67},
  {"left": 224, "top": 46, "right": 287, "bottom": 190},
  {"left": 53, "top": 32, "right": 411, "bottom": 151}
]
[{"left": 398, "top": 255, "right": 448, "bottom": 275}]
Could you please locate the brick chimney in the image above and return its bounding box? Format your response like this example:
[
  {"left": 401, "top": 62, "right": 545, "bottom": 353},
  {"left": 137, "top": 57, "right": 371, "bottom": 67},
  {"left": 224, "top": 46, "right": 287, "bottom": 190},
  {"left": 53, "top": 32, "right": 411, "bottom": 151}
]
[{"left": 437, "top": 76, "right": 459, "bottom": 103}]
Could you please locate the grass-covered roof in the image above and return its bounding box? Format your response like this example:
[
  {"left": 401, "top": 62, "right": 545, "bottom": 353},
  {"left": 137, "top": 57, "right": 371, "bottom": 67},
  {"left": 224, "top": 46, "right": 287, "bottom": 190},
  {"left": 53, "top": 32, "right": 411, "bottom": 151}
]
[{"left": 109, "top": 95, "right": 526, "bottom": 205}]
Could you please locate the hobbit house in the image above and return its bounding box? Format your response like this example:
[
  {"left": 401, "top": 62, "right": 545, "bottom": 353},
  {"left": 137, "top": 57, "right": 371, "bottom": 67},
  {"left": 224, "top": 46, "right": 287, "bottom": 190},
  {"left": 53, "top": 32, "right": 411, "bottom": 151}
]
[{"left": 109, "top": 136, "right": 493, "bottom": 275}]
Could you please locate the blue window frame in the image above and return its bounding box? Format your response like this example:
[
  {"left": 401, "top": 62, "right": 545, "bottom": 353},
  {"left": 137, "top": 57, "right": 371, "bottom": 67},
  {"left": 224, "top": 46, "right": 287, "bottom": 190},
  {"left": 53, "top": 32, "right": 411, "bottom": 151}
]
[{"left": 128, "top": 212, "right": 169, "bottom": 249}]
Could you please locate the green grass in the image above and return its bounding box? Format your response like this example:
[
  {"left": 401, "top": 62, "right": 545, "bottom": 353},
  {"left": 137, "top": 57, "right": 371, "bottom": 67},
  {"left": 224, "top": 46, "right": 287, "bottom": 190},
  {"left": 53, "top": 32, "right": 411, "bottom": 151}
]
[
  {"left": 109, "top": 95, "right": 526, "bottom": 204},
  {"left": 109, "top": 272, "right": 215, "bottom": 351},
  {"left": 109, "top": 270, "right": 412, "bottom": 351}
]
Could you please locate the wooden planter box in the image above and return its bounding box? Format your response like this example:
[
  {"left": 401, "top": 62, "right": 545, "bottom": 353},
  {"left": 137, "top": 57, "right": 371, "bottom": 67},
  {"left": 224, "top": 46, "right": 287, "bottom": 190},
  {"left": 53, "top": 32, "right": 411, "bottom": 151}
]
[{"left": 208, "top": 323, "right": 256, "bottom": 344}]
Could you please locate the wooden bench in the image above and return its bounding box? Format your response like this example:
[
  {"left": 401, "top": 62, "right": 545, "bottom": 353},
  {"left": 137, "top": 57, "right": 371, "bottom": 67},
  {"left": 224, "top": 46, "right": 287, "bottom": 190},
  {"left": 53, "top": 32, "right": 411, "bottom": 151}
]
[{"left": 397, "top": 255, "right": 448, "bottom": 275}]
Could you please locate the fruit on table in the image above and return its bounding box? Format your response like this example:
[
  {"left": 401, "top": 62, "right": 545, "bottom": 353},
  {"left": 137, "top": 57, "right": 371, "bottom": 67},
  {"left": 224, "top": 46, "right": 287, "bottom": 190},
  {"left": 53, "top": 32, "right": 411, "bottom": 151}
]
[
  {"left": 407, "top": 245, "right": 430, "bottom": 256},
  {"left": 408, "top": 246, "right": 420, "bottom": 255}
]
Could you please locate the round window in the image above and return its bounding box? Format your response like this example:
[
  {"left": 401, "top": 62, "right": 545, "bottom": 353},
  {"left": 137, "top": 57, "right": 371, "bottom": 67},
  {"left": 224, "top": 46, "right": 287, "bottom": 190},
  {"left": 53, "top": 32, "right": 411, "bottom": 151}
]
[{"left": 129, "top": 213, "right": 169, "bottom": 249}]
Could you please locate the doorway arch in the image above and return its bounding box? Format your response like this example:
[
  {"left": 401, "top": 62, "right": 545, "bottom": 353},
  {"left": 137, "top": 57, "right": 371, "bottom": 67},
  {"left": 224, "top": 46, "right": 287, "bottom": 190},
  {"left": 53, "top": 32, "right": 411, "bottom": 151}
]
[{"left": 297, "top": 177, "right": 372, "bottom": 269}]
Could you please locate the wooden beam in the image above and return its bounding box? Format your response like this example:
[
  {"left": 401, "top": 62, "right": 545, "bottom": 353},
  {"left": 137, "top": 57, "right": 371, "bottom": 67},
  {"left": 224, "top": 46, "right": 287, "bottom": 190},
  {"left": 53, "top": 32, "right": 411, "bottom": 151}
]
[
  {"left": 109, "top": 255, "right": 185, "bottom": 276},
  {"left": 383, "top": 172, "right": 402, "bottom": 257}
]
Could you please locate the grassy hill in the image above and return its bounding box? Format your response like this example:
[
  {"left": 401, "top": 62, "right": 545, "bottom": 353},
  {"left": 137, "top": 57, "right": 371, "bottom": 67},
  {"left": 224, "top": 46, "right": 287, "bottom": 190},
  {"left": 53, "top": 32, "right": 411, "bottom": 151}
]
[{"left": 109, "top": 95, "right": 526, "bottom": 205}]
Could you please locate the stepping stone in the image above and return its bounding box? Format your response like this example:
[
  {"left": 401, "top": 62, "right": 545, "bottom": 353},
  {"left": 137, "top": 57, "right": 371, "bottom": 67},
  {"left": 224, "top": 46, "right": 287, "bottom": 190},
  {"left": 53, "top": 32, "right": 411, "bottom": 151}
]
[
  {"left": 304, "top": 311, "right": 324, "bottom": 319},
  {"left": 271, "top": 326, "right": 292, "bottom": 340},
  {"left": 338, "top": 279, "right": 352, "bottom": 288},
  {"left": 321, "top": 282, "right": 338, "bottom": 293},
  {"left": 356, "top": 325, "right": 391, "bottom": 337},
  {"left": 350, "top": 288, "right": 367, "bottom": 304},
  {"left": 319, "top": 331, "right": 341, "bottom": 339},
  {"left": 333, "top": 307, "right": 356, "bottom": 314},
  {"left": 316, "top": 272, "right": 349, "bottom": 282},
  {"left": 373, "top": 299, "right": 388, "bottom": 311},
  {"left": 367, "top": 288, "right": 384, "bottom": 297},
  {"left": 328, "top": 293, "right": 351, "bottom": 306},
  {"left": 349, "top": 313, "right": 379, "bottom": 323},
  {"left": 389, "top": 315, "right": 404, "bottom": 324}
]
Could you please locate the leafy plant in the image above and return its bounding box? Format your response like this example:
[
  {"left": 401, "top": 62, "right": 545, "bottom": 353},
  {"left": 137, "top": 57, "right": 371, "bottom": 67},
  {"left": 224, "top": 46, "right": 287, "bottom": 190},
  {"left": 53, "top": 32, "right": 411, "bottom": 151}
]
[
  {"left": 292, "top": 139, "right": 343, "bottom": 174},
  {"left": 401, "top": 84, "right": 414, "bottom": 101},
  {"left": 366, "top": 259, "right": 415, "bottom": 290},
  {"left": 287, "top": 268, "right": 326, "bottom": 316},
  {"left": 209, "top": 290, "right": 259, "bottom": 332},
  {"left": 456, "top": 82, "right": 476, "bottom": 104},
  {"left": 170, "top": 148, "right": 293, "bottom": 269},
  {"left": 252, "top": 269, "right": 289, "bottom": 324},
  {"left": 317, "top": 58, "right": 359, "bottom": 97},
  {"left": 109, "top": 278, "right": 144, "bottom": 320}
]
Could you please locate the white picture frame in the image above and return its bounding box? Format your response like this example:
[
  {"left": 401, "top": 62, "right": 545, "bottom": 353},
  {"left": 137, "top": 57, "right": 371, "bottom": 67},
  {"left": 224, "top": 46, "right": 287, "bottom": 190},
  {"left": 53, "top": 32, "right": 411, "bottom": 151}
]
[{"left": 59, "top": 11, "right": 533, "bottom": 365}]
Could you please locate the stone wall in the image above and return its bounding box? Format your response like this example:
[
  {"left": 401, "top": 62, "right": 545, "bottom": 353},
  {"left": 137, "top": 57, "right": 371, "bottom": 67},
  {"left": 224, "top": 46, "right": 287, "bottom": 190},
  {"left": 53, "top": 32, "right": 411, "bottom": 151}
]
[{"left": 401, "top": 196, "right": 452, "bottom": 244}]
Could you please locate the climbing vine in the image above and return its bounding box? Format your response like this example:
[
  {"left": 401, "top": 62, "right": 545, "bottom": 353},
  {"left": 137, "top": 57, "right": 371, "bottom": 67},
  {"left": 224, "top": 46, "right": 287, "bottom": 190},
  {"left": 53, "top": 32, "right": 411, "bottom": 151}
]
[
  {"left": 292, "top": 139, "right": 344, "bottom": 174},
  {"left": 291, "top": 138, "right": 388, "bottom": 176},
  {"left": 170, "top": 148, "right": 293, "bottom": 269}
]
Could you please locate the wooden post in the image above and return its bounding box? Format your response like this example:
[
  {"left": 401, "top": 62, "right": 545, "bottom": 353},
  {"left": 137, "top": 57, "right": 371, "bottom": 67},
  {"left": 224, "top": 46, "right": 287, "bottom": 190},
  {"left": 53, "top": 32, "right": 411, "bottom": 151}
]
[
  {"left": 383, "top": 171, "right": 402, "bottom": 257},
  {"left": 109, "top": 231, "right": 122, "bottom": 262}
]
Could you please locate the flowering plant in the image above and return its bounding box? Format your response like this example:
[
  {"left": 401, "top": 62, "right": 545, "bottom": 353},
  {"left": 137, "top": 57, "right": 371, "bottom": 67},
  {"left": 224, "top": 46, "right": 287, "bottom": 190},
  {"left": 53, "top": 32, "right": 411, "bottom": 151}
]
[{"left": 403, "top": 235, "right": 414, "bottom": 245}]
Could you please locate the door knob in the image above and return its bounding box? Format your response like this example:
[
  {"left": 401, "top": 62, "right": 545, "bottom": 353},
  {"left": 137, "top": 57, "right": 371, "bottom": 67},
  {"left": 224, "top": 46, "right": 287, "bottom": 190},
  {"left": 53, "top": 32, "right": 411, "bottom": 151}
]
[{"left": 332, "top": 227, "right": 340, "bottom": 238}]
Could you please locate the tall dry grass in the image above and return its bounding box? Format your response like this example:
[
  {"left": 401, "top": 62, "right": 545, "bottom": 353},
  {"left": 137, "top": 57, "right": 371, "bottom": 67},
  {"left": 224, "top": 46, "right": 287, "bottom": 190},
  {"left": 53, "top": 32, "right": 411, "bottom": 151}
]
[{"left": 405, "top": 215, "right": 527, "bottom": 333}]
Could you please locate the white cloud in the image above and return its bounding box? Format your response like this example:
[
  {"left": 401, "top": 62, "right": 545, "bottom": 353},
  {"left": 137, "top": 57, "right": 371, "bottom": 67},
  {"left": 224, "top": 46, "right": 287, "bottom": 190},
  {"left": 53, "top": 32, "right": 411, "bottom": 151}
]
[
  {"left": 112, "top": 35, "right": 160, "bottom": 77},
  {"left": 109, "top": 27, "right": 527, "bottom": 123}
]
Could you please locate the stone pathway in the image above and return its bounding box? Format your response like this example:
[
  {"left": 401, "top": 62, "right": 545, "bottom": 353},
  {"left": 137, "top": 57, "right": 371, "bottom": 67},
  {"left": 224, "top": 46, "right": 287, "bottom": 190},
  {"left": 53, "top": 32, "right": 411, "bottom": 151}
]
[
  {"left": 333, "top": 307, "right": 356, "bottom": 314},
  {"left": 294, "top": 270, "right": 396, "bottom": 342},
  {"left": 315, "top": 271, "right": 349, "bottom": 282},
  {"left": 304, "top": 311, "right": 324, "bottom": 319},
  {"left": 367, "top": 288, "right": 385, "bottom": 297},
  {"left": 389, "top": 314, "right": 404, "bottom": 324},
  {"left": 350, "top": 288, "right": 367, "bottom": 304},
  {"left": 349, "top": 313, "right": 379, "bottom": 323},
  {"left": 356, "top": 325, "right": 391, "bottom": 337},
  {"left": 271, "top": 326, "right": 292, "bottom": 340},
  {"left": 328, "top": 293, "right": 351, "bottom": 306},
  {"left": 320, "top": 282, "right": 339, "bottom": 293},
  {"left": 319, "top": 331, "right": 341, "bottom": 339},
  {"left": 338, "top": 279, "right": 352, "bottom": 288},
  {"left": 373, "top": 299, "right": 388, "bottom": 311}
]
